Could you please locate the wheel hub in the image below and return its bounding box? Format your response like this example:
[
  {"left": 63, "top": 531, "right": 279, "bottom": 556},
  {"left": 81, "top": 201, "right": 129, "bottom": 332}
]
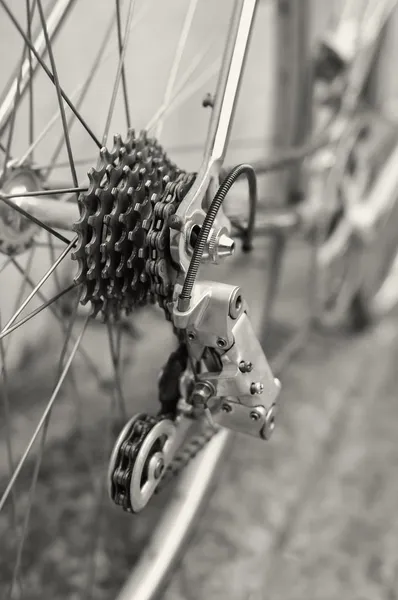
[{"left": 0, "top": 167, "right": 41, "bottom": 255}]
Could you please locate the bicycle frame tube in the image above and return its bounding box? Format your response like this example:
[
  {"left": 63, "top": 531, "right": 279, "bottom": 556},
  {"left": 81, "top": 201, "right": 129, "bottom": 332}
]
[{"left": 171, "top": 0, "right": 258, "bottom": 273}]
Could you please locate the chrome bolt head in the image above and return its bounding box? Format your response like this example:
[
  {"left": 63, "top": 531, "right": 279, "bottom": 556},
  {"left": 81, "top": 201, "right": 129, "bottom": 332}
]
[
  {"left": 239, "top": 360, "right": 253, "bottom": 373},
  {"left": 250, "top": 382, "right": 264, "bottom": 395},
  {"left": 250, "top": 410, "right": 261, "bottom": 421}
]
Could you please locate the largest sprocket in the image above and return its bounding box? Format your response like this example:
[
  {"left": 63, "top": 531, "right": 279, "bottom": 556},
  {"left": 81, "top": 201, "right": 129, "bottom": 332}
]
[{"left": 72, "top": 129, "right": 195, "bottom": 320}]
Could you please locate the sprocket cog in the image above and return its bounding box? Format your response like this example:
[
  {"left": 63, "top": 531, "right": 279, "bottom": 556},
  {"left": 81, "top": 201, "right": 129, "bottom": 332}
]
[{"left": 72, "top": 129, "right": 195, "bottom": 320}]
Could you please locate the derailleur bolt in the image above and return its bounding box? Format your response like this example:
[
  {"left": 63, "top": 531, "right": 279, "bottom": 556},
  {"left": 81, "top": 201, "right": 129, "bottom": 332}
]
[
  {"left": 221, "top": 402, "right": 232, "bottom": 413},
  {"left": 216, "top": 337, "right": 227, "bottom": 348},
  {"left": 168, "top": 214, "right": 183, "bottom": 231},
  {"left": 239, "top": 360, "right": 253, "bottom": 373},
  {"left": 190, "top": 381, "right": 215, "bottom": 408},
  {"left": 250, "top": 381, "right": 264, "bottom": 395},
  {"left": 250, "top": 410, "right": 261, "bottom": 421}
]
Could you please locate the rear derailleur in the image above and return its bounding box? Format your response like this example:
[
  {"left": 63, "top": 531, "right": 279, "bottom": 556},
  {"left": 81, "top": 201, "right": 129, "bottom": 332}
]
[{"left": 109, "top": 280, "right": 280, "bottom": 513}]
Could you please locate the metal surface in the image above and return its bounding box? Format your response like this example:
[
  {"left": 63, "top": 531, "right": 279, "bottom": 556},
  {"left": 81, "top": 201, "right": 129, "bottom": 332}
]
[{"left": 0, "top": 0, "right": 77, "bottom": 132}]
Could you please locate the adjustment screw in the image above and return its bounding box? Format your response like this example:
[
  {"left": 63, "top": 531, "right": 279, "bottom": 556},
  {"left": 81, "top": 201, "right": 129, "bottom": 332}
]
[
  {"left": 187, "top": 331, "right": 196, "bottom": 341},
  {"left": 168, "top": 214, "right": 183, "bottom": 231},
  {"left": 250, "top": 410, "right": 261, "bottom": 421},
  {"left": 216, "top": 337, "right": 227, "bottom": 348},
  {"left": 250, "top": 382, "right": 264, "bottom": 395},
  {"left": 239, "top": 360, "right": 253, "bottom": 373},
  {"left": 202, "top": 92, "right": 214, "bottom": 108},
  {"left": 153, "top": 457, "right": 164, "bottom": 480},
  {"left": 221, "top": 402, "right": 232, "bottom": 413}
]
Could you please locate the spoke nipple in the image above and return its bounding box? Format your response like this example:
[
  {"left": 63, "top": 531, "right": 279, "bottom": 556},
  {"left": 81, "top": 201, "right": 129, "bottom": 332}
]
[{"left": 250, "top": 382, "right": 264, "bottom": 395}]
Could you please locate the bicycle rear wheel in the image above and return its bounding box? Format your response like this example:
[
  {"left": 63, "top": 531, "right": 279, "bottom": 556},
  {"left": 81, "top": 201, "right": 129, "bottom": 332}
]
[{"left": 0, "top": 1, "right": 307, "bottom": 599}]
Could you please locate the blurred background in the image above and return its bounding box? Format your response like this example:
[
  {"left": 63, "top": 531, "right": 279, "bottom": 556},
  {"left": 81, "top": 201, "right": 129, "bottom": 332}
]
[{"left": 1, "top": 1, "right": 398, "bottom": 598}]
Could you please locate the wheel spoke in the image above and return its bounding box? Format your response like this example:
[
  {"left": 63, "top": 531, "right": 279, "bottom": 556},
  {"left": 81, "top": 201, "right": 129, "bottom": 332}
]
[
  {"left": 6, "top": 288, "right": 83, "bottom": 597},
  {"left": 3, "top": 246, "right": 36, "bottom": 358},
  {"left": 9, "top": 257, "right": 103, "bottom": 384},
  {"left": 101, "top": 0, "right": 136, "bottom": 148},
  {"left": 36, "top": 0, "right": 78, "bottom": 197},
  {"left": 0, "top": 193, "right": 73, "bottom": 244},
  {"left": 155, "top": 0, "right": 199, "bottom": 139},
  {"left": 115, "top": 0, "right": 131, "bottom": 129},
  {"left": 1, "top": 24, "right": 29, "bottom": 180},
  {"left": 83, "top": 390, "right": 116, "bottom": 600},
  {"left": 1, "top": 236, "right": 76, "bottom": 335},
  {"left": 47, "top": 0, "right": 151, "bottom": 177},
  {"left": 107, "top": 320, "right": 127, "bottom": 420},
  {"left": 0, "top": 314, "right": 19, "bottom": 537},
  {"left": 15, "top": 80, "right": 87, "bottom": 168},
  {"left": 0, "top": 256, "right": 13, "bottom": 274},
  {"left": 34, "top": 157, "right": 98, "bottom": 170},
  {"left": 146, "top": 48, "right": 219, "bottom": 131},
  {"left": 0, "top": 314, "right": 89, "bottom": 513},
  {"left": 0, "top": 0, "right": 102, "bottom": 149},
  {"left": 2, "top": 186, "right": 87, "bottom": 199},
  {"left": 26, "top": 0, "right": 34, "bottom": 160},
  {"left": 0, "top": 283, "right": 77, "bottom": 342},
  {"left": 32, "top": 240, "right": 66, "bottom": 250}
]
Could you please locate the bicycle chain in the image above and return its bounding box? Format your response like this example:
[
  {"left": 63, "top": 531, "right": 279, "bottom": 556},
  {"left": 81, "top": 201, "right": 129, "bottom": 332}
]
[
  {"left": 110, "top": 414, "right": 161, "bottom": 513},
  {"left": 155, "top": 423, "right": 218, "bottom": 494},
  {"left": 110, "top": 342, "right": 218, "bottom": 511}
]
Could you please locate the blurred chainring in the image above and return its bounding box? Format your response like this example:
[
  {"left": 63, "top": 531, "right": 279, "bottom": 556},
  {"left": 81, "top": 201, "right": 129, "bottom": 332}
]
[{"left": 72, "top": 129, "right": 195, "bottom": 320}]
